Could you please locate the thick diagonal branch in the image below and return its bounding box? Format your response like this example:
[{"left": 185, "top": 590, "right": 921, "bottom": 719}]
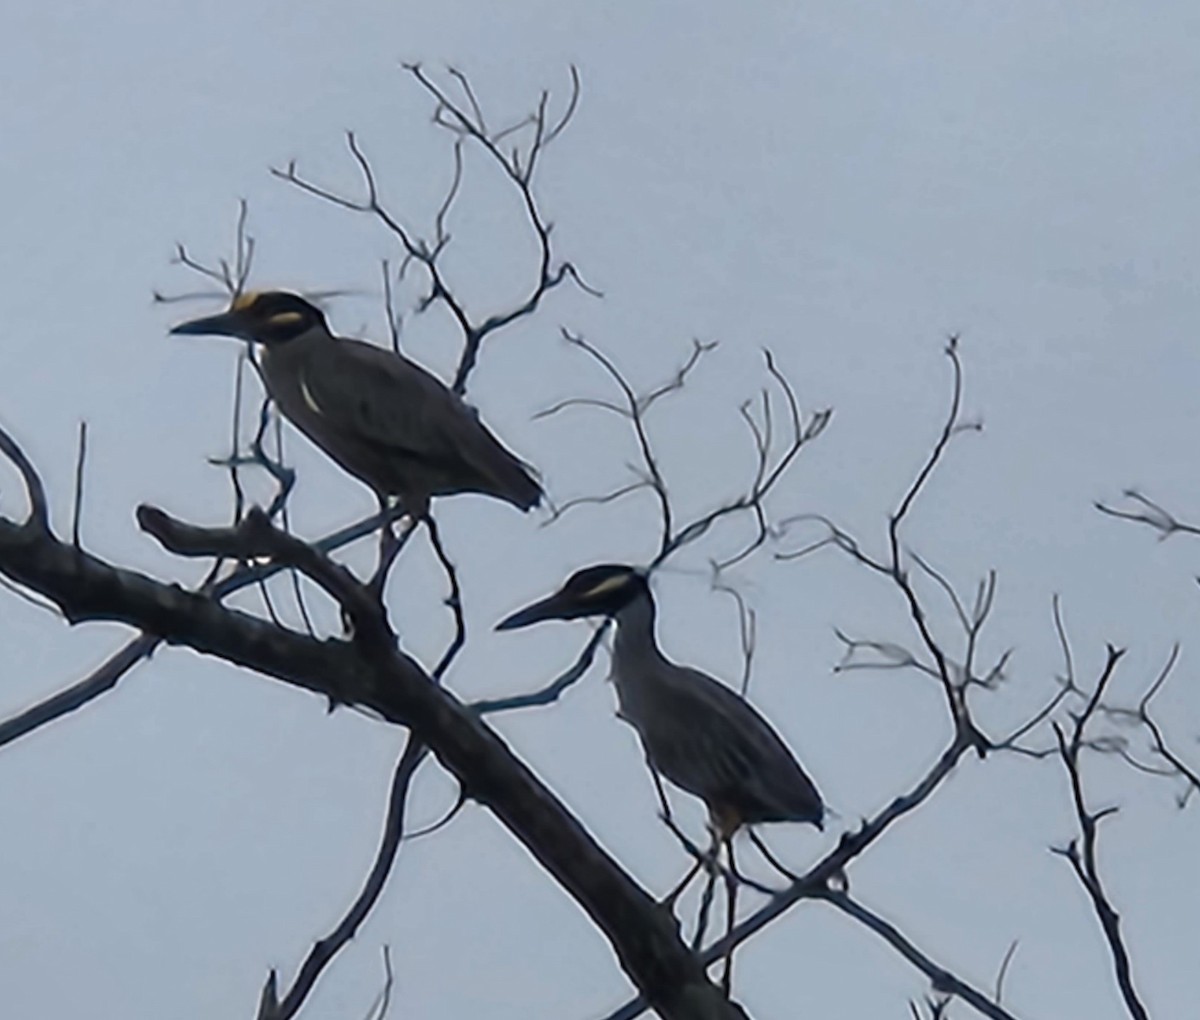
[{"left": 0, "top": 514, "right": 747, "bottom": 1020}]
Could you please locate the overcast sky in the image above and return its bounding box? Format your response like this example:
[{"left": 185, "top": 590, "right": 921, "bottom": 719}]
[{"left": 1, "top": 3, "right": 1197, "bottom": 1018}]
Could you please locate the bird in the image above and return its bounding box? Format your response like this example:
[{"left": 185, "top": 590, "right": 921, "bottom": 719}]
[
  {"left": 496, "top": 564, "right": 824, "bottom": 882},
  {"left": 170, "top": 290, "right": 542, "bottom": 517}
]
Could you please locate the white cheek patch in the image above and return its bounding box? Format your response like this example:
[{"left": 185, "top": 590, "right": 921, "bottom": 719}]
[
  {"left": 269, "top": 311, "right": 305, "bottom": 327},
  {"left": 299, "top": 377, "right": 325, "bottom": 417}
]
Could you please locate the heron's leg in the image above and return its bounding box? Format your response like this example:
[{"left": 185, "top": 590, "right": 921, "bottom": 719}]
[
  {"left": 690, "top": 834, "right": 721, "bottom": 951},
  {"left": 719, "top": 835, "right": 782, "bottom": 896},
  {"left": 368, "top": 499, "right": 420, "bottom": 600},
  {"left": 720, "top": 835, "right": 739, "bottom": 995},
  {"left": 747, "top": 827, "right": 803, "bottom": 884},
  {"left": 377, "top": 495, "right": 396, "bottom": 568},
  {"left": 649, "top": 765, "right": 673, "bottom": 823},
  {"left": 657, "top": 804, "right": 715, "bottom": 909},
  {"left": 662, "top": 856, "right": 705, "bottom": 911}
]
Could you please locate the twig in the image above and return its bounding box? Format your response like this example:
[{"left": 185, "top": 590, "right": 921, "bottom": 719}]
[
  {"left": 71, "top": 422, "right": 88, "bottom": 548},
  {"left": 820, "top": 889, "right": 1022, "bottom": 1020},
  {"left": 600, "top": 726, "right": 981, "bottom": 1020},
  {"left": 273, "top": 66, "right": 595, "bottom": 398},
  {"left": 994, "top": 940, "right": 1019, "bottom": 1005},
  {"left": 710, "top": 571, "right": 757, "bottom": 696},
  {"left": 258, "top": 738, "right": 427, "bottom": 1020},
  {"left": 471, "top": 622, "right": 611, "bottom": 715},
  {"left": 1049, "top": 645, "right": 1148, "bottom": 1020},
  {"left": 362, "top": 946, "right": 395, "bottom": 1020},
  {"left": 547, "top": 330, "right": 828, "bottom": 571},
  {"left": 1133, "top": 643, "right": 1200, "bottom": 804},
  {"left": 993, "top": 596, "right": 1081, "bottom": 752},
  {"left": 0, "top": 421, "right": 50, "bottom": 530},
  {"left": 381, "top": 259, "right": 404, "bottom": 355},
  {"left": 137, "top": 505, "right": 395, "bottom": 653},
  {"left": 425, "top": 515, "right": 466, "bottom": 681},
  {"left": 0, "top": 505, "right": 406, "bottom": 752},
  {"left": 1095, "top": 489, "right": 1200, "bottom": 541}
]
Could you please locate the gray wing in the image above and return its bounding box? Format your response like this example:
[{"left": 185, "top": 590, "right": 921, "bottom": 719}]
[
  {"left": 638, "top": 667, "right": 824, "bottom": 827},
  {"left": 300, "top": 338, "right": 541, "bottom": 508}
]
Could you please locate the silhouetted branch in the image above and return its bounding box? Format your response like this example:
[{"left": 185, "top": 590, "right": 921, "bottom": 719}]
[
  {"left": 0, "top": 499, "right": 749, "bottom": 1020},
  {"left": 777, "top": 339, "right": 987, "bottom": 750},
  {"left": 0, "top": 504, "right": 405, "bottom": 752},
  {"left": 832, "top": 626, "right": 939, "bottom": 679},
  {"left": 274, "top": 66, "right": 596, "bottom": 397},
  {"left": 137, "top": 504, "right": 395, "bottom": 653},
  {"left": 711, "top": 572, "right": 757, "bottom": 696},
  {"left": 992, "top": 596, "right": 1082, "bottom": 754},
  {"left": 0, "top": 421, "right": 49, "bottom": 531},
  {"left": 541, "top": 480, "right": 655, "bottom": 527},
  {"left": 259, "top": 737, "right": 427, "bottom": 1020},
  {"left": 1095, "top": 489, "right": 1200, "bottom": 541},
  {"left": 655, "top": 352, "right": 831, "bottom": 571},
  {"left": 820, "top": 889, "right": 1022, "bottom": 1020},
  {"left": 71, "top": 422, "right": 88, "bottom": 548},
  {"left": 424, "top": 515, "right": 466, "bottom": 681},
  {"left": 993, "top": 940, "right": 1019, "bottom": 1007},
  {"left": 602, "top": 726, "right": 981, "bottom": 1020},
  {"left": 471, "top": 622, "right": 611, "bottom": 714},
  {"left": 156, "top": 198, "right": 255, "bottom": 303},
  {"left": 547, "top": 330, "right": 829, "bottom": 573},
  {"left": 1050, "top": 645, "right": 1148, "bottom": 1020},
  {"left": 1131, "top": 645, "right": 1200, "bottom": 805},
  {"left": 362, "top": 946, "right": 395, "bottom": 1020}
]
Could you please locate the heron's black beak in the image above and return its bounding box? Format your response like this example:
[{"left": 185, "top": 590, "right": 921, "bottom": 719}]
[
  {"left": 169, "top": 310, "right": 248, "bottom": 339},
  {"left": 495, "top": 589, "right": 576, "bottom": 631}
]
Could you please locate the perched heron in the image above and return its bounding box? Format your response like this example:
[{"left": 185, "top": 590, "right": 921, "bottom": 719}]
[
  {"left": 496, "top": 564, "right": 824, "bottom": 891},
  {"left": 170, "top": 291, "right": 542, "bottom": 517}
]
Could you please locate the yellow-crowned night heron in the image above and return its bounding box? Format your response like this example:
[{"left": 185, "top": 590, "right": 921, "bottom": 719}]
[
  {"left": 170, "top": 291, "right": 541, "bottom": 517},
  {"left": 496, "top": 564, "right": 824, "bottom": 866}
]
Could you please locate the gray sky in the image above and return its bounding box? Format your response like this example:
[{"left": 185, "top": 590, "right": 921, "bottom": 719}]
[{"left": 1, "top": 2, "right": 1197, "bottom": 1017}]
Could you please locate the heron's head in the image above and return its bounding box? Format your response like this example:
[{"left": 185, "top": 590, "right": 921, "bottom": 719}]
[
  {"left": 496, "top": 564, "right": 648, "bottom": 630},
  {"left": 170, "top": 290, "right": 327, "bottom": 346}
]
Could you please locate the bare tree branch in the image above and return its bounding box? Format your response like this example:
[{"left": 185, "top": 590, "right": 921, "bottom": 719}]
[
  {"left": 424, "top": 514, "right": 466, "bottom": 681},
  {"left": 258, "top": 737, "right": 427, "bottom": 1020},
  {"left": 1095, "top": 489, "right": 1200, "bottom": 541},
  {"left": 0, "top": 505, "right": 405, "bottom": 752},
  {"left": 994, "top": 940, "right": 1019, "bottom": 1006},
  {"left": 471, "top": 622, "right": 611, "bottom": 715},
  {"left": 362, "top": 946, "right": 395, "bottom": 1020},
  {"left": 0, "top": 496, "right": 749, "bottom": 1020},
  {"left": 1131, "top": 644, "right": 1200, "bottom": 805},
  {"left": 710, "top": 571, "right": 757, "bottom": 696},
  {"left": 778, "top": 339, "right": 987, "bottom": 751},
  {"left": 71, "top": 422, "right": 88, "bottom": 548},
  {"left": 602, "top": 725, "right": 981, "bottom": 1020},
  {"left": 547, "top": 330, "right": 829, "bottom": 572},
  {"left": 0, "top": 421, "right": 49, "bottom": 531},
  {"left": 820, "top": 889, "right": 1022, "bottom": 1020},
  {"left": 274, "top": 66, "right": 596, "bottom": 397},
  {"left": 137, "top": 504, "right": 395, "bottom": 653},
  {"left": 992, "top": 595, "right": 1081, "bottom": 753},
  {"left": 1050, "top": 645, "right": 1149, "bottom": 1020}
]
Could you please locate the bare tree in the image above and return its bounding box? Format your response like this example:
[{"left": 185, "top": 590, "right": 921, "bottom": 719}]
[{"left": 0, "top": 66, "right": 1192, "bottom": 1020}]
